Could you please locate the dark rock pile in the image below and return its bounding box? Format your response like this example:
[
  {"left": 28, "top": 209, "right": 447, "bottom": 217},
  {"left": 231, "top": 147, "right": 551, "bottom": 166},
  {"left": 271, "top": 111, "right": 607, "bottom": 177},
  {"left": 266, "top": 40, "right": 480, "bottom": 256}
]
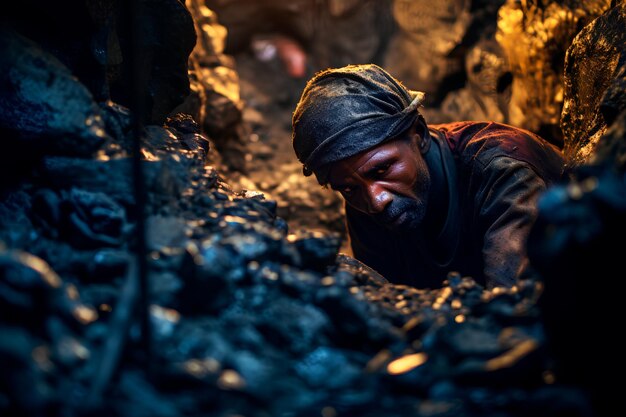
[
  {"left": 528, "top": 164, "right": 626, "bottom": 417},
  {"left": 1, "top": 82, "right": 618, "bottom": 416},
  {"left": 0, "top": 116, "right": 600, "bottom": 415}
]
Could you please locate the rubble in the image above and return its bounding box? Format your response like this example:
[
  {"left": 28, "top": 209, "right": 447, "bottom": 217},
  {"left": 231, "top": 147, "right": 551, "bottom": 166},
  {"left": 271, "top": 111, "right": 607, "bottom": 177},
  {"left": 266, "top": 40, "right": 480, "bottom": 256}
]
[{"left": 1, "top": 103, "right": 612, "bottom": 415}]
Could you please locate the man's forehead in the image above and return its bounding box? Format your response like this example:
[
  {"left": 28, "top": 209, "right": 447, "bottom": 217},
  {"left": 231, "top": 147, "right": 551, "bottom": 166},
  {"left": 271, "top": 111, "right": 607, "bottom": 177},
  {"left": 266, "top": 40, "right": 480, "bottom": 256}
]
[{"left": 327, "top": 140, "right": 405, "bottom": 183}]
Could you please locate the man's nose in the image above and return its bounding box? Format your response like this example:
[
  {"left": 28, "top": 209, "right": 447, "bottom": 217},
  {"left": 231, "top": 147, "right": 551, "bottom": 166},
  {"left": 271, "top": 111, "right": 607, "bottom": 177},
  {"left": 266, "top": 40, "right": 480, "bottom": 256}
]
[{"left": 364, "top": 184, "right": 392, "bottom": 214}]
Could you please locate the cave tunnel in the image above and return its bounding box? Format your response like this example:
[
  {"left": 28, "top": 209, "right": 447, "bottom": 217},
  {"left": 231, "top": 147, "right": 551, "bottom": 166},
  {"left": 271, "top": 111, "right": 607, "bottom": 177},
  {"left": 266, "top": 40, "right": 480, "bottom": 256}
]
[{"left": 1, "top": 1, "right": 625, "bottom": 416}]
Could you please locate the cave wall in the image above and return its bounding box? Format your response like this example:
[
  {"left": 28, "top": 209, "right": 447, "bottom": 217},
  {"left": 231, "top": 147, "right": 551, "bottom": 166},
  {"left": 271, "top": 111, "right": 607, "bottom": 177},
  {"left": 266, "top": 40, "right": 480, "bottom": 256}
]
[
  {"left": 0, "top": 0, "right": 196, "bottom": 125},
  {"left": 496, "top": 0, "right": 612, "bottom": 147},
  {"left": 384, "top": 0, "right": 613, "bottom": 152},
  {"left": 560, "top": 1, "right": 626, "bottom": 167}
]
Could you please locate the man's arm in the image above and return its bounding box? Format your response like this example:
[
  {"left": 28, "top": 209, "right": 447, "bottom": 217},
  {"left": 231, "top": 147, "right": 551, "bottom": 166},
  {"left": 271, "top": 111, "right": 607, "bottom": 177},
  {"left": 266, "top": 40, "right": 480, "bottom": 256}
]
[{"left": 473, "top": 157, "right": 548, "bottom": 288}]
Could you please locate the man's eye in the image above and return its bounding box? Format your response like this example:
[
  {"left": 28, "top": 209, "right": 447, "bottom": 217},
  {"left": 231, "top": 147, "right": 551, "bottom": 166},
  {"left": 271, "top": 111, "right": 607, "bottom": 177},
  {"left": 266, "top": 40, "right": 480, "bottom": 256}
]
[
  {"left": 373, "top": 164, "right": 391, "bottom": 176},
  {"left": 340, "top": 186, "right": 354, "bottom": 195}
]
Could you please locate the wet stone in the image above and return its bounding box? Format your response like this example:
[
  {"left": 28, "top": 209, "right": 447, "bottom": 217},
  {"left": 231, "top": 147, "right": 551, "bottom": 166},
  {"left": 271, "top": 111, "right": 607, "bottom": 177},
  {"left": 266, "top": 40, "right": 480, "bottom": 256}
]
[
  {"left": 274, "top": 265, "right": 325, "bottom": 301},
  {"left": 0, "top": 28, "right": 108, "bottom": 156},
  {"left": 0, "top": 249, "right": 65, "bottom": 326},
  {"left": 99, "top": 101, "right": 133, "bottom": 145},
  {"left": 0, "top": 325, "right": 55, "bottom": 414},
  {"left": 476, "top": 291, "right": 540, "bottom": 326},
  {"left": 0, "top": 189, "right": 35, "bottom": 248},
  {"left": 38, "top": 157, "right": 185, "bottom": 209},
  {"left": 31, "top": 189, "right": 63, "bottom": 239},
  {"left": 61, "top": 188, "right": 127, "bottom": 249},
  {"left": 436, "top": 319, "right": 503, "bottom": 361},
  {"left": 79, "top": 284, "right": 119, "bottom": 319},
  {"left": 255, "top": 297, "right": 332, "bottom": 355},
  {"left": 149, "top": 271, "right": 184, "bottom": 308},
  {"left": 146, "top": 216, "right": 189, "bottom": 252},
  {"left": 175, "top": 247, "right": 235, "bottom": 315},
  {"left": 88, "top": 249, "right": 130, "bottom": 281},
  {"left": 165, "top": 113, "right": 201, "bottom": 135},
  {"left": 294, "top": 347, "right": 363, "bottom": 389},
  {"left": 288, "top": 229, "right": 342, "bottom": 272}
]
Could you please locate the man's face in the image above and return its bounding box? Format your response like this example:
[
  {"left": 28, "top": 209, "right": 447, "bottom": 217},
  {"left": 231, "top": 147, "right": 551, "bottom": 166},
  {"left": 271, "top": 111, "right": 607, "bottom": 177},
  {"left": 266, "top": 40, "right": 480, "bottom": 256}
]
[{"left": 326, "top": 132, "right": 430, "bottom": 232}]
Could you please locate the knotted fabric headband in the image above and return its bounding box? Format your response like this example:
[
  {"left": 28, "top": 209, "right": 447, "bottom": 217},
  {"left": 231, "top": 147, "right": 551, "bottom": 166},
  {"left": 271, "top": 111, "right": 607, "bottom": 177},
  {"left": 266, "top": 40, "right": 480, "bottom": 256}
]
[{"left": 291, "top": 64, "right": 425, "bottom": 183}]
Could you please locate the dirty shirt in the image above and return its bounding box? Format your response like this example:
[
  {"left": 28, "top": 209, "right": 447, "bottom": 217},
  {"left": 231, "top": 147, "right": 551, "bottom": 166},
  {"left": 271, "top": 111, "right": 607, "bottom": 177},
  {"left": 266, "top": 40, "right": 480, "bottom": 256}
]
[{"left": 345, "top": 121, "right": 565, "bottom": 289}]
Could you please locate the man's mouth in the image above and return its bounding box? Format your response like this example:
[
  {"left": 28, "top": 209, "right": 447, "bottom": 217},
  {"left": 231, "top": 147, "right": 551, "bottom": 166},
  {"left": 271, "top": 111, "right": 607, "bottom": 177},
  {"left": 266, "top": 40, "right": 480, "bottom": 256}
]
[
  {"left": 390, "top": 211, "right": 408, "bottom": 226},
  {"left": 375, "top": 198, "right": 420, "bottom": 229},
  {"left": 377, "top": 209, "right": 406, "bottom": 228}
]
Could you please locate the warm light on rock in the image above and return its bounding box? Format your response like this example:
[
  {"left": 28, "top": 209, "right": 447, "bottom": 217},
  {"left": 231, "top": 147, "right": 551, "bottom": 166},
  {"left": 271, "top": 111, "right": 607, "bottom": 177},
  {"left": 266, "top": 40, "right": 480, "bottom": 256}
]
[{"left": 387, "top": 352, "right": 428, "bottom": 375}]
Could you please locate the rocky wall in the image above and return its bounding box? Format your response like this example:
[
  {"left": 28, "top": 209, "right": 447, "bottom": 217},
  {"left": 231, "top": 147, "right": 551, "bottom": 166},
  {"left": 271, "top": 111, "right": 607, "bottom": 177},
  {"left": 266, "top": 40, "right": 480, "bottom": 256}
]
[
  {"left": 175, "top": 0, "right": 250, "bottom": 174},
  {"left": 560, "top": 1, "right": 626, "bottom": 167},
  {"left": 385, "top": 0, "right": 612, "bottom": 153},
  {"left": 496, "top": 0, "right": 612, "bottom": 148}
]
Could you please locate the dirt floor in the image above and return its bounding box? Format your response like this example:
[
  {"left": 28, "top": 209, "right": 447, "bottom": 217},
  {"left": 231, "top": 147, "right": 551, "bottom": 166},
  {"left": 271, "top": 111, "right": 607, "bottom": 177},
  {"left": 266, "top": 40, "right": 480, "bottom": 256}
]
[{"left": 215, "top": 51, "right": 352, "bottom": 254}]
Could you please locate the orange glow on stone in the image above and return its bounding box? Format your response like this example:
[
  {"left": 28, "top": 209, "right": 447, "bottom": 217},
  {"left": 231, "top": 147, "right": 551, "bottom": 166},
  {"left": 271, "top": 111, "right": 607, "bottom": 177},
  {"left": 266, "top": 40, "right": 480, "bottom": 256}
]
[{"left": 387, "top": 352, "right": 428, "bottom": 375}]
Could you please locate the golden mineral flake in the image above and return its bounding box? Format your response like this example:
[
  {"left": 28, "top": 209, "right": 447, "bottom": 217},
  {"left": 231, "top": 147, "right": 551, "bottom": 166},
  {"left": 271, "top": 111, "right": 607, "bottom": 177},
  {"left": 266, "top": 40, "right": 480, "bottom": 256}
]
[{"left": 387, "top": 352, "right": 428, "bottom": 375}]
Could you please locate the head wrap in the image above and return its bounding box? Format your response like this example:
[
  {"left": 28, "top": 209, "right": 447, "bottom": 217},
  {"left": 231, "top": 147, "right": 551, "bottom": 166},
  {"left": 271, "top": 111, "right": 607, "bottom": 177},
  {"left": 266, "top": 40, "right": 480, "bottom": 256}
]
[{"left": 292, "top": 64, "right": 425, "bottom": 183}]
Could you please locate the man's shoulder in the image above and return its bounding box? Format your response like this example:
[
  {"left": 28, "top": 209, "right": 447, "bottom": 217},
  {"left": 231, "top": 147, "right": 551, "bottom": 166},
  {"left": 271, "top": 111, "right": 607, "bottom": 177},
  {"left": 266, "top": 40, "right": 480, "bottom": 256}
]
[
  {"left": 429, "top": 121, "right": 548, "bottom": 148},
  {"left": 430, "top": 121, "right": 565, "bottom": 181}
]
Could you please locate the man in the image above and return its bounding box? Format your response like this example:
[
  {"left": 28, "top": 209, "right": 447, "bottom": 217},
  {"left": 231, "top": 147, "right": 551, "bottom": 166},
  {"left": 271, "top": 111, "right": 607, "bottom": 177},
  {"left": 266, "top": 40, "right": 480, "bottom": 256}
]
[{"left": 291, "top": 64, "right": 565, "bottom": 289}]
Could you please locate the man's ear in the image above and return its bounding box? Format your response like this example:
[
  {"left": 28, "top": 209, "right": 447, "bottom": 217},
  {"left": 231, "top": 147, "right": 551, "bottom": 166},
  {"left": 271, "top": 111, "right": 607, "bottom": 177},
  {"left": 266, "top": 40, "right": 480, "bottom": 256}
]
[
  {"left": 415, "top": 115, "right": 430, "bottom": 154},
  {"left": 407, "top": 130, "right": 421, "bottom": 152}
]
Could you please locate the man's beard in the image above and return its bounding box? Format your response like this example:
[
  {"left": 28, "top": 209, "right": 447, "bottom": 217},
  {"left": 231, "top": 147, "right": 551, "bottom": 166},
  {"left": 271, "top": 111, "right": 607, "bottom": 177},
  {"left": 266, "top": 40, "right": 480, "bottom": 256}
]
[{"left": 373, "top": 194, "right": 427, "bottom": 232}]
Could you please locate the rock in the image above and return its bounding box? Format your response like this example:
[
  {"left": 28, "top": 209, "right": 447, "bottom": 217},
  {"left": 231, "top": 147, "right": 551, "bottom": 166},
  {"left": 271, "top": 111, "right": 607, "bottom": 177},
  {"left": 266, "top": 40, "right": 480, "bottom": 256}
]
[
  {"left": 0, "top": 248, "right": 63, "bottom": 327},
  {"left": 60, "top": 188, "right": 128, "bottom": 249},
  {"left": 205, "top": 0, "right": 393, "bottom": 69},
  {"left": 527, "top": 165, "right": 626, "bottom": 417},
  {"left": 255, "top": 297, "right": 331, "bottom": 354},
  {"left": 593, "top": 110, "right": 626, "bottom": 170},
  {"left": 89, "top": 249, "right": 131, "bottom": 282},
  {"left": 0, "top": 28, "right": 108, "bottom": 157},
  {"left": 439, "top": 38, "right": 510, "bottom": 123},
  {"left": 0, "top": 190, "right": 35, "bottom": 248},
  {"left": 561, "top": 2, "right": 626, "bottom": 166},
  {"left": 165, "top": 113, "right": 201, "bottom": 135},
  {"left": 384, "top": 0, "right": 471, "bottom": 102},
  {"left": 288, "top": 229, "right": 342, "bottom": 272},
  {"left": 496, "top": 0, "right": 611, "bottom": 148},
  {"left": 5, "top": 0, "right": 196, "bottom": 125},
  {"left": 179, "top": 0, "right": 250, "bottom": 173},
  {"left": 146, "top": 216, "right": 189, "bottom": 252},
  {"left": 99, "top": 101, "right": 133, "bottom": 145},
  {"left": 122, "top": 0, "right": 197, "bottom": 124},
  {"left": 295, "top": 347, "right": 362, "bottom": 389},
  {"left": 0, "top": 325, "right": 55, "bottom": 414},
  {"left": 38, "top": 156, "right": 184, "bottom": 208}
]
